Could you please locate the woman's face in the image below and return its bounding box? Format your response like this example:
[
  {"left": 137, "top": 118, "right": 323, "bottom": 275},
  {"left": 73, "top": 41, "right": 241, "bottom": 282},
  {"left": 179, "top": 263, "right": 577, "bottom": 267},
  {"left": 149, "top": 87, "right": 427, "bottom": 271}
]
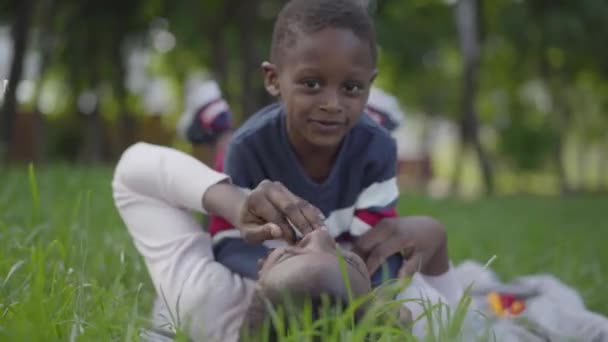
[{"left": 257, "top": 230, "right": 371, "bottom": 298}]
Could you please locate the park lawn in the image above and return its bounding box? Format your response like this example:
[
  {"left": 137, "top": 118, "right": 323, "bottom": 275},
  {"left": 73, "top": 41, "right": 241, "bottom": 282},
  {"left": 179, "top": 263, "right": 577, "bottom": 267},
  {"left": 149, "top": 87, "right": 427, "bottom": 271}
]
[{"left": 0, "top": 165, "right": 606, "bottom": 340}]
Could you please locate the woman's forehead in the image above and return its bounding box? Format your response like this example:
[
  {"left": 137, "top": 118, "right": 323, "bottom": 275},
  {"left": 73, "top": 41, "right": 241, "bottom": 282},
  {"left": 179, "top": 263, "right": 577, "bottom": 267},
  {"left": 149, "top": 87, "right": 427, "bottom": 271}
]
[{"left": 263, "top": 252, "right": 370, "bottom": 295}]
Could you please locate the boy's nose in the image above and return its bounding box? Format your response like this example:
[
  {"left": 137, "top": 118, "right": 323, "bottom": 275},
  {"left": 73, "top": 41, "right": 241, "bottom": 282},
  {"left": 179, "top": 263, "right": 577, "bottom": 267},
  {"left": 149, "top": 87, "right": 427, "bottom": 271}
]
[{"left": 319, "top": 90, "right": 343, "bottom": 114}]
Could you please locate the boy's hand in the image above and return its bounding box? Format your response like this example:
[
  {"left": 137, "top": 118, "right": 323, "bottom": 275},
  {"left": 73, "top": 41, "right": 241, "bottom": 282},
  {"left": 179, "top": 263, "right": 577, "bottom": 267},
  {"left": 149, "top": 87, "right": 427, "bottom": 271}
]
[
  {"left": 352, "top": 216, "right": 449, "bottom": 277},
  {"left": 238, "top": 180, "right": 326, "bottom": 244}
]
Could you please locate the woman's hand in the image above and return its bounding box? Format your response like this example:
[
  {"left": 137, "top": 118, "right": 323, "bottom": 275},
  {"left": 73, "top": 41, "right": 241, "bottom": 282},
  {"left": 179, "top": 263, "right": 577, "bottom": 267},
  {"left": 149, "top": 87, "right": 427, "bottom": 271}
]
[{"left": 352, "top": 216, "right": 449, "bottom": 277}]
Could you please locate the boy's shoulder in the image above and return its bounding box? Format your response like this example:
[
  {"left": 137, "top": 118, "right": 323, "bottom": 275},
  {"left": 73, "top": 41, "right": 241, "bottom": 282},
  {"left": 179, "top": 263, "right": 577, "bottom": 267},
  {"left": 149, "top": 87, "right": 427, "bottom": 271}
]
[
  {"left": 346, "top": 114, "right": 397, "bottom": 162},
  {"left": 352, "top": 114, "right": 395, "bottom": 142},
  {"left": 230, "top": 102, "right": 282, "bottom": 147}
]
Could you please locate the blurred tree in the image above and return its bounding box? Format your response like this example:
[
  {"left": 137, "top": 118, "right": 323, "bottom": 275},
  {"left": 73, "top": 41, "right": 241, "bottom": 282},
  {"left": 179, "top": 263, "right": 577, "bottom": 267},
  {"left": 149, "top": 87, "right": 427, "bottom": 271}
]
[
  {"left": 0, "top": 0, "right": 606, "bottom": 195},
  {"left": 29, "top": 0, "right": 57, "bottom": 163},
  {"left": 491, "top": 0, "right": 608, "bottom": 193},
  {"left": 0, "top": 0, "right": 36, "bottom": 163},
  {"left": 49, "top": 0, "right": 161, "bottom": 161},
  {"left": 454, "top": 0, "right": 494, "bottom": 194}
]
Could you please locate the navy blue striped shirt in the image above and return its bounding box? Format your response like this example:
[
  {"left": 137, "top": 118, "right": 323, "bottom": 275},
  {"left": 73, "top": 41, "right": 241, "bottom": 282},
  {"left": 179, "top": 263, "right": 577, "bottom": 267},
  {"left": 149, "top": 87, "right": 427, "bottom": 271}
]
[{"left": 210, "top": 102, "right": 399, "bottom": 239}]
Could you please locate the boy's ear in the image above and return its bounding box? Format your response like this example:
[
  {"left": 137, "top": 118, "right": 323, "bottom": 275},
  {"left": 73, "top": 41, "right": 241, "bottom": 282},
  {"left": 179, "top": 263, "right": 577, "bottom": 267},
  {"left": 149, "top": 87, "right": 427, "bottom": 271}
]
[
  {"left": 261, "top": 61, "right": 280, "bottom": 97},
  {"left": 370, "top": 69, "right": 378, "bottom": 84}
]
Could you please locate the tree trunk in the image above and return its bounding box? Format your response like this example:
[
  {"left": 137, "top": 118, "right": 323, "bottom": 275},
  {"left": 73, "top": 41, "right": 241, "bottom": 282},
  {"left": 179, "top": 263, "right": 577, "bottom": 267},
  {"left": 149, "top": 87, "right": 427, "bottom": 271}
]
[
  {"left": 552, "top": 134, "right": 569, "bottom": 194},
  {"left": 210, "top": 30, "right": 229, "bottom": 95},
  {"left": 575, "top": 139, "right": 588, "bottom": 192},
  {"left": 238, "top": 0, "right": 260, "bottom": 117},
  {"left": 114, "top": 45, "right": 135, "bottom": 154},
  {"left": 463, "top": 63, "right": 494, "bottom": 194},
  {"left": 31, "top": 0, "right": 57, "bottom": 164},
  {"left": 449, "top": 133, "right": 466, "bottom": 196},
  {"left": 455, "top": 0, "right": 494, "bottom": 195},
  {"left": 600, "top": 137, "right": 608, "bottom": 191},
  {"left": 31, "top": 73, "right": 47, "bottom": 164},
  {"left": 545, "top": 78, "right": 571, "bottom": 194},
  {"left": 418, "top": 112, "right": 434, "bottom": 192},
  {"left": 0, "top": 0, "right": 35, "bottom": 163},
  {"left": 208, "top": 0, "right": 237, "bottom": 101},
  {"left": 79, "top": 37, "right": 104, "bottom": 163}
]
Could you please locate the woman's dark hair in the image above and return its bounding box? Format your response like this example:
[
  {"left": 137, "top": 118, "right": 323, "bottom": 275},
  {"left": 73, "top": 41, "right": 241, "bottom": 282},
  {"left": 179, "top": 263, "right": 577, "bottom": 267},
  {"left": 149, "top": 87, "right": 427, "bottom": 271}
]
[{"left": 241, "top": 289, "right": 361, "bottom": 341}]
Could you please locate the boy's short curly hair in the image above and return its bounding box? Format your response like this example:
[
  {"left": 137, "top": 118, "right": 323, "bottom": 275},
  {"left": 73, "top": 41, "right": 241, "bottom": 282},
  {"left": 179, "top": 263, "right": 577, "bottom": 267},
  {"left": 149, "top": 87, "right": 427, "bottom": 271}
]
[{"left": 270, "top": 0, "right": 377, "bottom": 65}]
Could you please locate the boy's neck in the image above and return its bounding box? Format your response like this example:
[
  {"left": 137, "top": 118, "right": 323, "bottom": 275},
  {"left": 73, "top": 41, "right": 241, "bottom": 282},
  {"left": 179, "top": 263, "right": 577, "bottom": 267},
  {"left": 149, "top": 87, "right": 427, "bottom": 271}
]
[{"left": 288, "top": 132, "right": 341, "bottom": 184}]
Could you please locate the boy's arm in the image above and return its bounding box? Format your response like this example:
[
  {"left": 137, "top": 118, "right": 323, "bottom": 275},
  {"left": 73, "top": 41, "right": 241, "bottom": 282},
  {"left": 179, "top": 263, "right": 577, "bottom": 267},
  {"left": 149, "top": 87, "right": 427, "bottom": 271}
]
[
  {"left": 351, "top": 137, "right": 400, "bottom": 236},
  {"left": 353, "top": 217, "right": 463, "bottom": 306},
  {"left": 209, "top": 141, "right": 317, "bottom": 243},
  {"left": 208, "top": 141, "right": 257, "bottom": 236}
]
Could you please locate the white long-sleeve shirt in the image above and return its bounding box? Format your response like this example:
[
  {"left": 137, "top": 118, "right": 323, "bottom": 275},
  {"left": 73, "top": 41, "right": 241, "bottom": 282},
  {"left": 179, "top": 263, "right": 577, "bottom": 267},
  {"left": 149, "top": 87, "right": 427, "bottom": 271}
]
[
  {"left": 113, "top": 142, "right": 255, "bottom": 341},
  {"left": 112, "top": 142, "right": 462, "bottom": 341}
]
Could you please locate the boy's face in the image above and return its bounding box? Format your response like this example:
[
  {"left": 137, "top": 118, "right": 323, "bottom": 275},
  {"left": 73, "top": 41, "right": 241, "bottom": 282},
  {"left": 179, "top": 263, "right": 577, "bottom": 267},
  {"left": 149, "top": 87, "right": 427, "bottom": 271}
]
[{"left": 263, "top": 28, "right": 377, "bottom": 148}]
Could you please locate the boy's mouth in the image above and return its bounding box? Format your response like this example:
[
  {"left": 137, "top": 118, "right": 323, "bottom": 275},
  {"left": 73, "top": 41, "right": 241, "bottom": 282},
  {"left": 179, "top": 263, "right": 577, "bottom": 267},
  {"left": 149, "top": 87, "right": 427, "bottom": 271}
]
[{"left": 308, "top": 119, "right": 345, "bottom": 131}]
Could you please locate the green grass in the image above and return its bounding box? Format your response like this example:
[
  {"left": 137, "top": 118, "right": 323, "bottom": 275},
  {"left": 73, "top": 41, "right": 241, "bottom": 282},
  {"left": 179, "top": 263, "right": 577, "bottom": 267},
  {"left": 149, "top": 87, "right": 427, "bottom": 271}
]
[
  {"left": 399, "top": 194, "right": 608, "bottom": 315},
  {"left": 1, "top": 165, "right": 607, "bottom": 340}
]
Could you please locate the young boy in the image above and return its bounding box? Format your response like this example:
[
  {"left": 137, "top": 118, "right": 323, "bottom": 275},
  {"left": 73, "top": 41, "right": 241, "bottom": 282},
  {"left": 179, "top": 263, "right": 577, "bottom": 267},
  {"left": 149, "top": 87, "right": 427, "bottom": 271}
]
[{"left": 211, "top": 0, "right": 403, "bottom": 287}]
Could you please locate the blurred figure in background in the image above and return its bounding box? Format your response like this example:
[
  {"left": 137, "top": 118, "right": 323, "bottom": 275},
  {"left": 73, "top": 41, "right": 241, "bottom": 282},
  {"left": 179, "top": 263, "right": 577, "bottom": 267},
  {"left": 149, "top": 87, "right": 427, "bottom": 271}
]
[
  {"left": 366, "top": 87, "right": 433, "bottom": 188},
  {"left": 177, "top": 78, "right": 233, "bottom": 172},
  {"left": 365, "top": 86, "right": 405, "bottom": 133}
]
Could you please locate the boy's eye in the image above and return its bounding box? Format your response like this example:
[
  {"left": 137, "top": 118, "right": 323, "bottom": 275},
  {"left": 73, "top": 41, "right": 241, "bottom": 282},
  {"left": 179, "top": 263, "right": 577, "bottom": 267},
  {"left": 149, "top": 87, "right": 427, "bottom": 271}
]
[
  {"left": 302, "top": 80, "right": 321, "bottom": 89},
  {"left": 344, "top": 82, "right": 364, "bottom": 93}
]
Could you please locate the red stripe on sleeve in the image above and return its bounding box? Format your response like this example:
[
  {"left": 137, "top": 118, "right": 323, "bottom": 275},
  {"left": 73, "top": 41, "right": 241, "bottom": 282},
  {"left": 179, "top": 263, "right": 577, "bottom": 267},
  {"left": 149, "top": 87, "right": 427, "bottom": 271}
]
[
  {"left": 209, "top": 216, "right": 234, "bottom": 235},
  {"left": 213, "top": 148, "right": 226, "bottom": 172},
  {"left": 354, "top": 208, "right": 398, "bottom": 228}
]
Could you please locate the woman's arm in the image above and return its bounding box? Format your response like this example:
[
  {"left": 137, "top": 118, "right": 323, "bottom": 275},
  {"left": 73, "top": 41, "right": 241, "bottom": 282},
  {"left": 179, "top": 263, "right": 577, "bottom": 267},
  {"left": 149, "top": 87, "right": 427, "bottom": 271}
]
[
  {"left": 112, "top": 143, "right": 252, "bottom": 340},
  {"left": 112, "top": 143, "right": 326, "bottom": 340}
]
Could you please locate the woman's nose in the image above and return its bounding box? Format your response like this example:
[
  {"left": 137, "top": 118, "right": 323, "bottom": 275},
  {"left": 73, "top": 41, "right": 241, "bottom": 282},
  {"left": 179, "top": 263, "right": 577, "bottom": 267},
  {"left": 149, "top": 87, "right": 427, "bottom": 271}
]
[{"left": 298, "top": 229, "right": 336, "bottom": 252}]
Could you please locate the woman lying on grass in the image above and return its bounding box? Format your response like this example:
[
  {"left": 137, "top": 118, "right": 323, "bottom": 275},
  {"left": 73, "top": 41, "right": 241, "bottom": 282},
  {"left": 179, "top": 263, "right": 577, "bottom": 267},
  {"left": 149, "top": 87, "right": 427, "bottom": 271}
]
[{"left": 112, "top": 143, "right": 463, "bottom": 341}]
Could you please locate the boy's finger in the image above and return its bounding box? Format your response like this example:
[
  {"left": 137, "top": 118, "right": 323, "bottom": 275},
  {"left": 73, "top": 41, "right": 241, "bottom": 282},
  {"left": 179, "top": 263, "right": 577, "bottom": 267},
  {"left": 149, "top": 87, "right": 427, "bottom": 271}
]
[
  {"left": 242, "top": 223, "right": 282, "bottom": 244},
  {"left": 299, "top": 202, "right": 327, "bottom": 230},
  {"left": 399, "top": 254, "right": 422, "bottom": 278},
  {"left": 364, "top": 236, "right": 406, "bottom": 274},
  {"left": 365, "top": 248, "right": 388, "bottom": 275},
  {"left": 286, "top": 217, "right": 304, "bottom": 239},
  {"left": 285, "top": 191, "right": 325, "bottom": 229},
  {"left": 352, "top": 226, "right": 392, "bottom": 256},
  {"left": 282, "top": 202, "right": 315, "bottom": 236},
  {"left": 278, "top": 222, "right": 297, "bottom": 244},
  {"left": 249, "top": 200, "right": 285, "bottom": 226},
  {"left": 257, "top": 181, "right": 323, "bottom": 239},
  {"left": 247, "top": 198, "right": 296, "bottom": 244},
  {"left": 352, "top": 227, "right": 397, "bottom": 261},
  {"left": 268, "top": 184, "right": 321, "bottom": 235}
]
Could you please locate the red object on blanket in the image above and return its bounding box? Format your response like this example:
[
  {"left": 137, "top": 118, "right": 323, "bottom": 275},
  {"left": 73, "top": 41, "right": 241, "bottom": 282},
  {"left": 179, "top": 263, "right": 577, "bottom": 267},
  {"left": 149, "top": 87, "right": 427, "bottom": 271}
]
[{"left": 488, "top": 292, "right": 527, "bottom": 317}]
